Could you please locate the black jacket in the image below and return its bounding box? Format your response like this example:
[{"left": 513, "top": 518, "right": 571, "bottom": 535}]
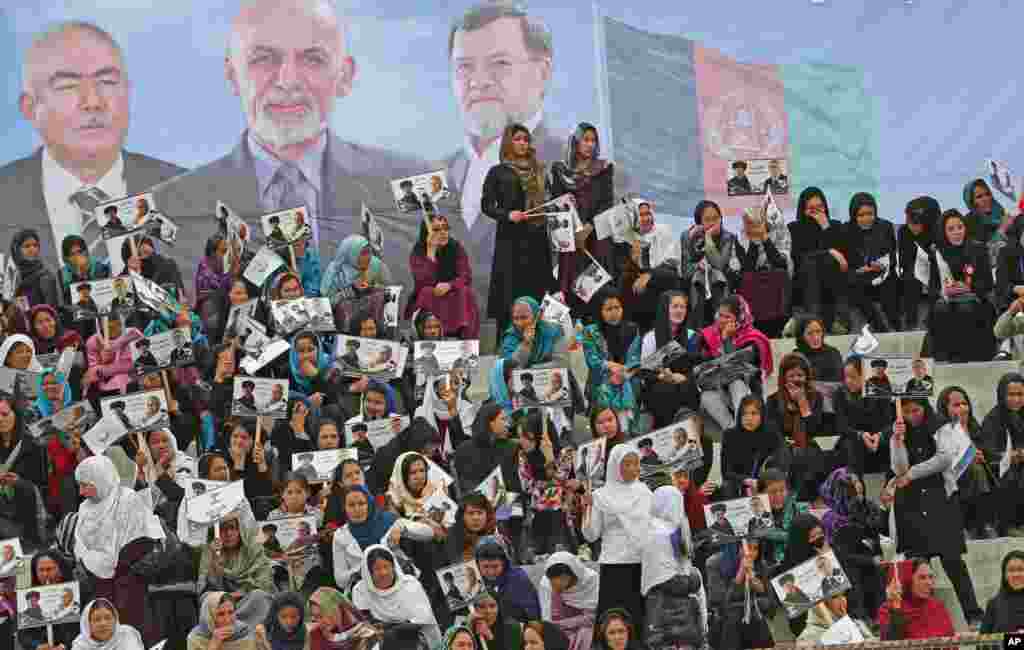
[{"left": 789, "top": 218, "right": 844, "bottom": 276}]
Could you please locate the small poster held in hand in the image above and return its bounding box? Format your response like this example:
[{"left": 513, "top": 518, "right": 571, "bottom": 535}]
[
  {"left": 334, "top": 336, "right": 408, "bottom": 380},
  {"left": 361, "top": 203, "right": 384, "bottom": 256},
  {"left": 224, "top": 299, "right": 259, "bottom": 342},
  {"left": 239, "top": 339, "right": 291, "bottom": 375},
  {"left": 436, "top": 561, "right": 484, "bottom": 612},
  {"left": 344, "top": 416, "right": 409, "bottom": 451},
  {"left": 260, "top": 206, "right": 311, "bottom": 247},
  {"left": 539, "top": 292, "right": 572, "bottom": 331},
  {"left": 536, "top": 194, "right": 579, "bottom": 253},
  {"left": 0, "top": 368, "right": 40, "bottom": 400},
  {"left": 770, "top": 550, "right": 850, "bottom": 619},
  {"left": 185, "top": 480, "right": 247, "bottom": 526},
  {"left": 573, "top": 258, "right": 611, "bottom": 303},
  {"left": 627, "top": 340, "right": 684, "bottom": 372},
  {"left": 382, "top": 286, "right": 402, "bottom": 329},
  {"left": 473, "top": 466, "right": 506, "bottom": 508},
  {"left": 422, "top": 491, "right": 458, "bottom": 528},
  {"left": 510, "top": 367, "right": 571, "bottom": 409},
  {"left": 622, "top": 416, "right": 704, "bottom": 479},
  {"left": 17, "top": 581, "right": 81, "bottom": 629},
  {"left": 231, "top": 377, "right": 289, "bottom": 419},
  {"left": 217, "top": 200, "right": 251, "bottom": 267},
  {"left": 81, "top": 413, "right": 130, "bottom": 455},
  {"left": 391, "top": 170, "right": 450, "bottom": 213},
  {"left": 101, "top": 389, "right": 170, "bottom": 434},
  {"left": 94, "top": 192, "right": 156, "bottom": 240},
  {"left": 270, "top": 299, "right": 310, "bottom": 336},
  {"left": 574, "top": 436, "right": 607, "bottom": 486},
  {"left": 256, "top": 515, "right": 319, "bottom": 560},
  {"left": 243, "top": 246, "right": 286, "bottom": 287},
  {"left": 306, "top": 298, "right": 336, "bottom": 332},
  {"left": 292, "top": 449, "right": 358, "bottom": 483},
  {"left": 703, "top": 495, "right": 773, "bottom": 538},
  {"left": 130, "top": 326, "right": 195, "bottom": 375},
  {"left": 28, "top": 400, "right": 98, "bottom": 444},
  {"left": 413, "top": 340, "right": 479, "bottom": 381},
  {"left": 594, "top": 197, "right": 632, "bottom": 242},
  {"left": 0, "top": 538, "right": 24, "bottom": 576},
  {"left": 146, "top": 213, "right": 179, "bottom": 246},
  {"left": 862, "top": 355, "right": 933, "bottom": 399},
  {"left": 986, "top": 158, "right": 1017, "bottom": 200},
  {"left": 69, "top": 277, "right": 136, "bottom": 320}
]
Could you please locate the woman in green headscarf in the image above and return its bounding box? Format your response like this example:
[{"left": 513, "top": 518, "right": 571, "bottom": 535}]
[
  {"left": 305, "top": 587, "right": 379, "bottom": 650},
  {"left": 963, "top": 178, "right": 1010, "bottom": 243},
  {"left": 199, "top": 513, "right": 274, "bottom": 631},
  {"left": 321, "top": 235, "right": 392, "bottom": 305}
]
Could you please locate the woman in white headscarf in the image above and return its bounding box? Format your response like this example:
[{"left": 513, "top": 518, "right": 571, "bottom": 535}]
[
  {"left": 581, "top": 444, "right": 652, "bottom": 633},
  {"left": 74, "top": 455, "right": 156, "bottom": 638},
  {"left": 414, "top": 374, "right": 475, "bottom": 462},
  {"left": 0, "top": 333, "right": 44, "bottom": 372},
  {"left": 642, "top": 486, "right": 706, "bottom": 650},
  {"left": 71, "top": 598, "right": 145, "bottom": 650},
  {"left": 539, "top": 551, "right": 600, "bottom": 650},
  {"left": 350, "top": 544, "right": 441, "bottom": 649}
]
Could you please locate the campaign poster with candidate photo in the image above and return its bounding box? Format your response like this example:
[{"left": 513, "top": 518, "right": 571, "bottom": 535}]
[
  {"left": 256, "top": 515, "right": 319, "bottom": 559},
  {"left": 0, "top": 538, "right": 23, "bottom": 576},
  {"left": 185, "top": 480, "right": 247, "bottom": 526},
  {"left": 17, "top": 581, "right": 81, "bottom": 630},
  {"left": 224, "top": 299, "right": 259, "bottom": 342},
  {"left": 69, "top": 277, "right": 136, "bottom": 320},
  {"left": 232, "top": 377, "right": 289, "bottom": 419},
  {"left": 94, "top": 192, "right": 156, "bottom": 240},
  {"left": 0, "top": 254, "right": 18, "bottom": 302},
  {"left": 413, "top": 340, "right": 479, "bottom": 381},
  {"left": 146, "top": 213, "right": 179, "bottom": 246},
  {"left": 510, "top": 368, "right": 571, "bottom": 409},
  {"left": 243, "top": 246, "right": 287, "bottom": 288},
  {"left": 239, "top": 339, "right": 291, "bottom": 375},
  {"left": 574, "top": 436, "right": 607, "bottom": 485},
  {"left": 236, "top": 313, "right": 270, "bottom": 358},
  {"left": 536, "top": 193, "right": 579, "bottom": 253},
  {"left": 862, "top": 355, "right": 933, "bottom": 399},
  {"left": 627, "top": 341, "right": 685, "bottom": 372},
  {"left": 131, "top": 326, "right": 195, "bottom": 375},
  {"left": 986, "top": 158, "right": 1018, "bottom": 200},
  {"left": 391, "top": 170, "right": 451, "bottom": 214},
  {"left": 217, "top": 200, "right": 252, "bottom": 266},
  {"left": 473, "top": 466, "right": 506, "bottom": 508},
  {"left": 28, "top": 400, "right": 98, "bottom": 444},
  {"left": 260, "top": 206, "right": 311, "bottom": 247},
  {"left": 334, "top": 335, "right": 407, "bottom": 380},
  {"left": 130, "top": 271, "right": 183, "bottom": 319},
  {"left": 292, "top": 448, "right": 359, "bottom": 483},
  {"left": 726, "top": 158, "right": 789, "bottom": 196},
  {"left": 101, "top": 389, "right": 170, "bottom": 434},
  {"left": 82, "top": 413, "right": 130, "bottom": 455},
  {"left": 0, "top": 368, "right": 41, "bottom": 400},
  {"left": 770, "top": 550, "right": 850, "bottom": 619},
  {"left": 703, "top": 495, "right": 773, "bottom": 539},
  {"left": 270, "top": 298, "right": 310, "bottom": 336},
  {"left": 422, "top": 490, "right": 458, "bottom": 528},
  {"left": 361, "top": 202, "right": 384, "bottom": 257},
  {"left": 344, "top": 416, "right": 409, "bottom": 451},
  {"left": 305, "top": 298, "right": 336, "bottom": 332},
  {"left": 436, "top": 561, "right": 484, "bottom": 612},
  {"left": 334, "top": 291, "right": 388, "bottom": 335},
  {"left": 539, "top": 293, "right": 572, "bottom": 330},
  {"left": 573, "top": 259, "right": 611, "bottom": 304},
  {"left": 623, "top": 418, "right": 704, "bottom": 479},
  {"left": 382, "top": 285, "right": 402, "bottom": 329}
]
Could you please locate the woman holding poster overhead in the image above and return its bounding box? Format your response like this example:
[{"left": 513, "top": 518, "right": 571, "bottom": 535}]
[
  {"left": 481, "top": 124, "right": 554, "bottom": 334},
  {"left": 407, "top": 213, "right": 481, "bottom": 339},
  {"left": 889, "top": 397, "right": 982, "bottom": 626},
  {"left": 928, "top": 209, "right": 997, "bottom": 362},
  {"left": 198, "top": 512, "right": 274, "bottom": 631}
]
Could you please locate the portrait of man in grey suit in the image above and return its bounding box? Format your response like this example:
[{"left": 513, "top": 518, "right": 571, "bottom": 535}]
[
  {"left": 0, "top": 21, "right": 184, "bottom": 275},
  {"left": 152, "top": 0, "right": 429, "bottom": 291},
  {"left": 444, "top": 1, "right": 563, "bottom": 311}
]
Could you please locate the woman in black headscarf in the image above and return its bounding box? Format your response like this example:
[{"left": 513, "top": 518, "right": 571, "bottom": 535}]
[
  {"left": 720, "top": 395, "right": 782, "bottom": 499},
  {"left": 927, "top": 209, "right": 996, "bottom": 362},
  {"left": 550, "top": 123, "right": 616, "bottom": 303},
  {"left": 481, "top": 124, "right": 555, "bottom": 335},
  {"left": 890, "top": 397, "right": 982, "bottom": 625},
  {"left": 793, "top": 315, "right": 842, "bottom": 383},
  {"left": 982, "top": 372, "right": 1024, "bottom": 536},
  {"left": 897, "top": 196, "right": 940, "bottom": 329},
  {"left": 842, "top": 192, "right": 899, "bottom": 332},
  {"left": 626, "top": 290, "right": 700, "bottom": 428},
  {"left": 10, "top": 229, "right": 61, "bottom": 310},
  {"left": 937, "top": 385, "right": 998, "bottom": 539},
  {"left": 788, "top": 187, "right": 850, "bottom": 334},
  {"left": 120, "top": 234, "right": 186, "bottom": 302},
  {"left": 981, "top": 550, "right": 1024, "bottom": 632},
  {"left": 581, "top": 289, "right": 639, "bottom": 401}
]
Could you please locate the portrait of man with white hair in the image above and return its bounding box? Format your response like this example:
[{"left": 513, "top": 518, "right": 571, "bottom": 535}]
[
  {"left": 0, "top": 21, "right": 184, "bottom": 274},
  {"left": 443, "top": 0, "right": 564, "bottom": 306},
  {"left": 153, "top": 0, "right": 428, "bottom": 286}
]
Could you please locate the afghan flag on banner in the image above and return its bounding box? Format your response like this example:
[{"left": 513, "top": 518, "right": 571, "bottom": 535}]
[{"left": 599, "top": 15, "right": 879, "bottom": 222}]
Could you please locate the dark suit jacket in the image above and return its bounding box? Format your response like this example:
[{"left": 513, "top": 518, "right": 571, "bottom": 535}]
[
  {"left": 0, "top": 148, "right": 184, "bottom": 272},
  {"left": 152, "top": 130, "right": 429, "bottom": 295}
]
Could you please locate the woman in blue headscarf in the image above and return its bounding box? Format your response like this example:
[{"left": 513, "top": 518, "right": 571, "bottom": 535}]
[
  {"left": 498, "top": 296, "right": 567, "bottom": 369},
  {"left": 37, "top": 369, "right": 81, "bottom": 519},
  {"left": 289, "top": 330, "right": 334, "bottom": 401},
  {"left": 321, "top": 235, "right": 392, "bottom": 305}
]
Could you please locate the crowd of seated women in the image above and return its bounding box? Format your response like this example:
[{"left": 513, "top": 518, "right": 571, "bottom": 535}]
[{"left": 3, "top": 120, "right": 1024, "bottom": 650}]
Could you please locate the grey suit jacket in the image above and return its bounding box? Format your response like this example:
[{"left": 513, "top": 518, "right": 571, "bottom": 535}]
[
  {"left": 443, "top": 121, "right": 568, "bottom": 310},
  {"left": 152, "top": 130, "right": 430, "bottom": 294},
  {"left": 0, "top": 148, "right": 184, "bottom": 272}
]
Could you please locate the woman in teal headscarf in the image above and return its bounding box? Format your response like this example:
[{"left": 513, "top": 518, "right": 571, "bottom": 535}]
[
  {"left": 289, "top": 330, "right": 334, "bottom": 401},
  {"left": 34, "top": 368, "right": 73, "bottom": 419},
  {"left": 498, "top": 296, "right": 567, "bottom": 368},
  {"left": 321, "top": 235, "right": 392, "bottom": 304},
  {"left": 963, "top": 178, "right": 1009, "bottom": 243}
]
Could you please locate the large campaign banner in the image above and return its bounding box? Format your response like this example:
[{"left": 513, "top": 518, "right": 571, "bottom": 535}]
[{"left": 5, "top": 0, "right": 1016, "bottom": 316}]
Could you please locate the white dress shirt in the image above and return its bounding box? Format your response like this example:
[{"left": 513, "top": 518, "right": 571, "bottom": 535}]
[
  {"left": 41, "top": 147, "right": 126, "bottom": 263},
  {"left": 459, "top": 111, "right": 543, "bottom": 230}
]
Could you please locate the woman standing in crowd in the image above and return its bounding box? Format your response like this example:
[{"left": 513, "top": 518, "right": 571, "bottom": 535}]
[
  {"left": 898, "top": 196, "right": 941, "bottom": 329},
  {"left": 628, "top": 290, "right": 699, "bottom": 429},
  {"left": 482, "top": 124, "right": 554, "bottom": 334},
  {"left": 928, "top": 209, "right": 996, "bottom": 363},
  {"left": 72, "top": 598, "right": 146, "bottom": 650},
  {"left": 539, "top": 552, "right": 600, "bottom": 650},
  {"left": 938, "top": 385, "right": 998, "bottom": 539},
  {"left": 0, "top": 392, "right": 47, "bottom": 545},
  {"left": 877, "top": 558, "right": 955, "bottom": 640},
  {"left": 550, "top": 122, "right": 615, "bottom": 291},
  {"left": 788, "top": 187, "right": 849, "bottom": 334},
  {"left": 842, "top": 192, "right": 900, "bottom": 332},
  {"left": 321, "top": 235, "right": 392, "bottom": 304},
  {"left": 582, "top": 445, "right": 652, "bottom": 635},
  {"left": 407, "top": 213, "right": 480, "bottom": 338},
  {"left": 890, "top": 397, "right": 983, "bottom": 625},
  {"left": 981, "top": 550, "right": 1024, "bottom": 633},
  {"left": 683, "top": 200, "right": 738, "bottom": 329}
]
